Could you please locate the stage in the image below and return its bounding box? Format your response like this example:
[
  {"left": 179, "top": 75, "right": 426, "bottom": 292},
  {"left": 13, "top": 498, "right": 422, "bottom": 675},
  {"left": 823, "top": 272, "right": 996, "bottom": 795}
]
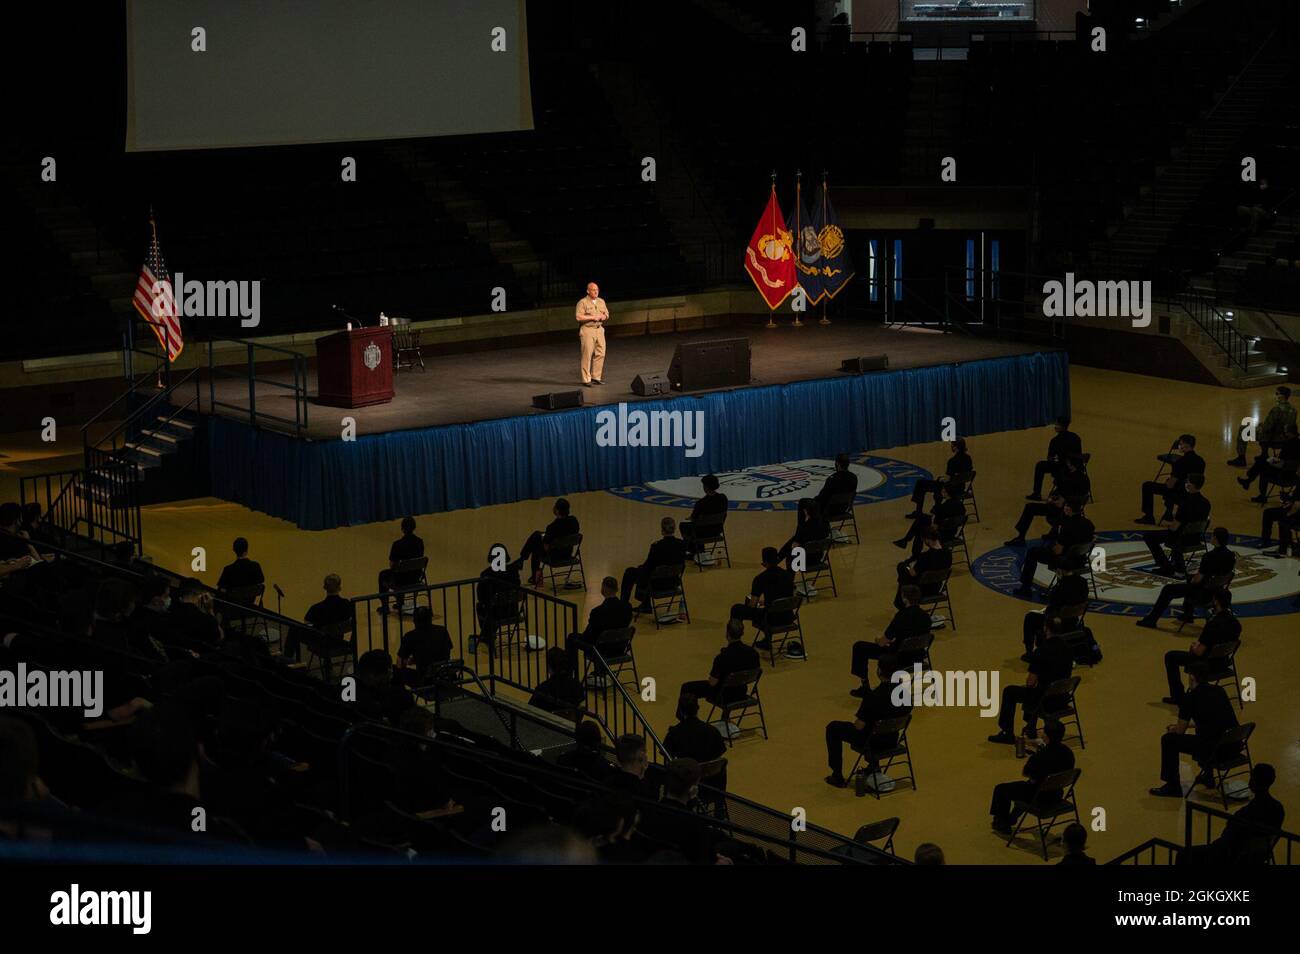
[
  {"left": 200, "top": 322, "right": 1050, "bottom": 439},
  {"left": 196, "top": 322, "right": 1071, "bottom": 530}
]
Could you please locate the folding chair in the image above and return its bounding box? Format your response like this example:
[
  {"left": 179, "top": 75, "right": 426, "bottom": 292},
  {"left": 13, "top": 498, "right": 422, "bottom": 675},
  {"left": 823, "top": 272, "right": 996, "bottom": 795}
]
[
  {"left": 1168, "top": 520, "right": 1211, "bottom": 575},
  {"left": 303, "top": 618, "right": 355, "bottom": 684},
  {"left": 221, "top": 583, "right": 269, "bottom": 642},
  {"left": 1174, "top": 572, "right": 1234, "bottom": 632},
  {"left": 894, "top": 632, "right": 935, "bottom": 673},
  {"left": 849, "top": 714, "right": 916, "bottom": 799},
  {"left": 915, "top": 567, "right": 955, "bottom": 630},
  {"left": 1007, "top": 767, "right": 1082, "bottom": 860},
  {"left": 1200, "top": 723, "right": 1255, "bottom": 809},
  {"left": 582, "top": 625, "right": 639, "bottom": 693},
  {"left": 753, "top": 595, "right": 806, "bottom": 664},
  {"left": 824, "top": 491, "right": 860, "bottom": 545},
  {"left": 1028, "top": 675, "right": 1085, "bottom": 748},
  {"left": 385, "top": 556, "right": 429, "bottom": 621},
  {"left": 1151, "top": 438, "right": 1181, "bottom": 483},
  {"left": 705, "top": 669, "right": 767, "bottom": 746},
  {"left": 953, "top": 470, "right": 980, "bottom": 522},
  {"left": 1201, "top": 640, "right": 1244, "bottom": 710},
  {"left": 852, "top": 817, "right": 900, "bottom": 855},
  {"left": 688, "top": 510, "right": 731, "bottom": 570},
  {"left": 796, "top": 537, "right": 837, "bottom": 598},
  {"left": 939, "top": 513, "right": 972, "bottom": 568},
  {"left": 1052, "top": 542, "right": 1100, "bottom": 600},
  {"left": 644, "top": 563, "right": 689, "bottom": 628},
  {"left": 542, "top": 533, "right": 586, "bottom": 592}
]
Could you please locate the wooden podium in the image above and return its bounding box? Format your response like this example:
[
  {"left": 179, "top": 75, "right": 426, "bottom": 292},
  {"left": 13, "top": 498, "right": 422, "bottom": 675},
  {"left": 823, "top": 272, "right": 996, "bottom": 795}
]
[{"left": 315, "top": 327, "right": 395, "bottom": 408}]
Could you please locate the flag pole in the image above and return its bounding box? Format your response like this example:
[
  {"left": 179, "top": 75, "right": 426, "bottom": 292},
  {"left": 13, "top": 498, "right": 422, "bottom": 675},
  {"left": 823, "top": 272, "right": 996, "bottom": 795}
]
[
  {"left": 765, "top": 171, "right": 778, "bottom": 329},
  {"left": 819, "top": 171, "right": 832, "bottom": 326},
  {"left": 792, "top": 171, "right": 804, "bottom": 328}
]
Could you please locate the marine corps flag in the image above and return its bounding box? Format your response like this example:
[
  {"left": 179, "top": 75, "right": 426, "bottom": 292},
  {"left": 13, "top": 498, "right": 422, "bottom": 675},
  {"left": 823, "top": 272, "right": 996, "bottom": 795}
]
[
  {"left": 743, "top": 183, "right": 796, "bottom": 310},
  {"left": 810, "top": 180, "right": 854, "bottom": 299}
]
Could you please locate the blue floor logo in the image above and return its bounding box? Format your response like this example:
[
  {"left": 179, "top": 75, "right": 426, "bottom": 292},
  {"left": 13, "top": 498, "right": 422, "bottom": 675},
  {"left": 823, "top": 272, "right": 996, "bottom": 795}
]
[
  {"left": 606, "top": 453, "right": 930, "bottom": 511},
  {"left": 972, "top": 530, "right": 1300, "bottom": 618}
]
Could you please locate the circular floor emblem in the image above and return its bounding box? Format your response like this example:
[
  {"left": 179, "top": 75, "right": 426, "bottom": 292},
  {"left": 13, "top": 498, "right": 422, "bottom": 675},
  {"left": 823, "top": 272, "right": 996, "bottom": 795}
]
[
  {"left": 972, "top": 530, "right": 1300, "bottom": 618},
  {"left": 607, "top": 453, "right": 931, "bottom": 511}
]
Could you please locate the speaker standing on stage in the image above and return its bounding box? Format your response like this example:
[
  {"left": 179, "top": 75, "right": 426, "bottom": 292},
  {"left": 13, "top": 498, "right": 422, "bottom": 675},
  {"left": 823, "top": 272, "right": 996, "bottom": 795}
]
[{"left": 576, "top": 282, "right": 608, "bottom": 387}]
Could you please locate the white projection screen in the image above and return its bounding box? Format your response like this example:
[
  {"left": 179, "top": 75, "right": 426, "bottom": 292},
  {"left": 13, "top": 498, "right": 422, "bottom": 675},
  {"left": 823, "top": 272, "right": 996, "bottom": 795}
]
[{"left": 126, "top": 0, "right": 533, "bottom": 151}]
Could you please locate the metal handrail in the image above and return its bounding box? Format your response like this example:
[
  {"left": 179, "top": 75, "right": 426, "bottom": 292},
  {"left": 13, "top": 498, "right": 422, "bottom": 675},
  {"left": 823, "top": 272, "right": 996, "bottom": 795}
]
[
  {"left": 1106, "top": 838, "right": 1182, "bottom": 865},
  {"left": 1186, "top": 801, "right": 1297, "bottom": 865},
  {"left": 205, "top": 336, "right": 309, "bottom": 436}
]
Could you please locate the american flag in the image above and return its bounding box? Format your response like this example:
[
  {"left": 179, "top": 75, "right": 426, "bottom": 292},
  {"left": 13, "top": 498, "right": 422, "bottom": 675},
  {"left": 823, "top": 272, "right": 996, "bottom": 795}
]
[{"left": 131, "top": 216, "right": 183, "bottom": 361}]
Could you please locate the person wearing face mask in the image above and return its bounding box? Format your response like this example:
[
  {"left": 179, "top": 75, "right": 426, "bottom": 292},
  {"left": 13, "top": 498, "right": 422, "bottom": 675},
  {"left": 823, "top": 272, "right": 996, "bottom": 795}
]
[
  {"left": 1137, "top": 434, "right": 1204, "bottom": 525},
  {"left": 1144, "top": 473, "right": 1211, "bottom": 577},
  {"left": 1238, "top": 420, "right": 1300, "bottom": 503},
  {"left": 1229, "top": 386, "right": 1295, "bottom": 468}
]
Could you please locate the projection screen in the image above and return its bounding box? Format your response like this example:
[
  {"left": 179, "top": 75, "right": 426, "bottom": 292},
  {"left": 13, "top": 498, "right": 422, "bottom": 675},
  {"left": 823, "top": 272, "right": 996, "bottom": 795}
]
[{"left": 126, "top": 0, "right": 533, "bottom": 151}]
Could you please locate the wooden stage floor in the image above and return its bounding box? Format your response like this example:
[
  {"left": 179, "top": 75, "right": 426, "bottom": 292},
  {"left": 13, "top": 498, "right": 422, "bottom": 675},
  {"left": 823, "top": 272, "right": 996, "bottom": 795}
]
[{"left": 198, "top": 322, "right": 1048, "bottom": 440}]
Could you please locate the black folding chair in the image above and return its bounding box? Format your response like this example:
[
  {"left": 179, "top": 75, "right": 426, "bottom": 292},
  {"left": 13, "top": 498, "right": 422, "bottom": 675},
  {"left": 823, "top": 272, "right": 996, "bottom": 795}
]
[
  {"left": 1200, "top": 723, "right": 1255, "bottom": 809},
  {"left": 582, "top": 625, "right": 639, "bottom": 693},
  {"left": 915, "top": 567, "right": 955, "bottom": 630},
  {"left": 1007, "top": 767, "right": 1083, "bottom": 860},
  {"left": 542, "top": 533, "right": 586, "bottom": 592},
  {"left": 796, "top": 537, "right": 837, "bottom": 598},
  {"left": 644, "top": 563, "right": 689, "bottom": 628},
  {"left": 688, "top": 510, "right": 731, "bottom": 569},
  {"left": 824, "top": 491, "right": 860, "bottom": 545},
  {"left": 753, "top": 594, "right": 806, "bottom": 664},
  {"left": 849, "top": 714, "right": 916, "bottom": 799},
  {"left": 705, "top": 669, "right": 767, "bottom": 747}
]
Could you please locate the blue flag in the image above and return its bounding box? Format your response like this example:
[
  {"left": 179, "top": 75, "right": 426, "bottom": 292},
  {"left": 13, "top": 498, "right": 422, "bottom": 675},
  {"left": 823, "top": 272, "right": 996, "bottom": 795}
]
[
  {"left": 810, "top": 182, "right": 854, "bottom": 299},
  {"left": 787, "top": 185, "right": 825, "bottom": 305}
]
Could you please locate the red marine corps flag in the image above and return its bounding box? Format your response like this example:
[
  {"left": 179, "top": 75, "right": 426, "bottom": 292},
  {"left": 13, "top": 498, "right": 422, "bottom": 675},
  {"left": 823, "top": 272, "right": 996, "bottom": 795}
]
[
  {"left": 743, "top": 180, "right": 796, "bottom": 314},
  {"left": 131, "top": 213, "right": 183, "bottom": 361}
]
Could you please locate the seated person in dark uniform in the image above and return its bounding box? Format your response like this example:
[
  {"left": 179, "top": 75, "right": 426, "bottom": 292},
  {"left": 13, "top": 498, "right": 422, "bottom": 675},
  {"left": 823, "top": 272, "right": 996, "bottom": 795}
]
[
  {"left": 567, "top": 575, "right": 634, "bottom": 672},
  {"left": 1178, "top": 763, "right": 1285, "bottom": 865},
  {"left": 729, "top": 547, "right": 795, "bottom": 649},
  {"left": 1261, "top": 491, "right": 1300, "bottom": 558},
  {"left": 824, "top": 680, "right": 912, "bottom": 789},
  {"left": 1150, "top": 662, "right": 1241, "bottom": 797},
  {"left": 664, "top": 694, "right": 726, "bottom": 765},
  {"left": 1027, "top": 417, "right": 1082, "bottom": 501},
  {"left": 1159, "top": 589, "right": 1240, "bottom": 705},
  {"left": 1014, "top": 498, "right": 1094, "bottom": 597},
  {"left": 988, "top": 616, "right": 1074, "bottom": 744},
  {"left": 606, "top": 734, "right": 653, "bottom": 798},
  {"left": 1138, "top": 526, "right": 1236, "bottom": 626},
  {"left": 557, "top": 719, "right": 616, "bottom": 781},
  {"left": 169, "top": 577, "right": 225, "bottom": 649},
  {"left": 518, "top": 498, "right": 579, "bottom": 587},
  {"left": 851, "top": 585, "right": 930, "bottom": 696},
  {"left": 1006, "top": 455, "right": 1090, "bottom": 547},
  {"left": 287, "top": 573, "right": 353, "bottom": 672},
  {"left": 1137, "top": 434, "right": 1204, "bottom": 524},
  {"left": 990, "top": 719, "right": 1075, "bottom": 832},
  {"left": 778, "top": 497, "right": 831, "bottom": 567},
  {"left": 1058, "top": 823, "right": 1096, "bottom": 865},
  {"left": 894, "top": 526, "right": 951, "bottom": 609},
  {"left": 1022, "top": 572, "right": 1089, "bottom": 660},
  {"left": 680, "top": 474, "right": 729, "bottom": 557},
  {"left": 528, "top": 647, "right": 586, "bottom": 719},
  {"left": 1143, "top": 474, "right": 1210, "bottom": 577},
  {"left": 641, "top": 758, "right": 728, "bottom": 865},
  {"left": 0, "top": 503, "right": 37, "bottom": 561},
  {"left": 680, "top": 619, "right": 761, "bottom": 706},
  {"left": 216, "top": 537, "right": 265, "bottom": 593},
  {"left": 620, "top": 517, "right": 687, "bottom": 611},
  {"left": 396, "top": 605, "right": 453, "bottom": 688},
  {"left": 1238, "top": 421, "right": 1300, "bottom": 502},
  {"left": 475, "top": 544, "right": 523, "bottom": 652},
  {"left": 377, "top": 516, "right": 425, "bottom": 600},
  {"left": 815, "top": 453, "right": 859, "bottom": 516},
  {"left": 354, "top": 649, "right": 415, "bottom": 726},
  {"left": 905, "top": 438, "right": 973, "bottom": 516},
  {"left": 895, "top": 478, "right": 965, "bottom": 555}
]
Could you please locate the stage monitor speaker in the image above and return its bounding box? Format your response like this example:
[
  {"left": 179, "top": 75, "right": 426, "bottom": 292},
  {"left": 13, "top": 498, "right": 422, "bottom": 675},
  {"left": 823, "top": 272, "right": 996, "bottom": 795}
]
[
  {"left": 532, "top": 390, "right": 584, "bottom": 410},
  {"left": 840, "top": 354, "right": 890, "bottom": 374},
  {"left": 667, "top": 338, "right": 751, "bottom": 392},
  {"left": 631, "top": 371, "right": 670, "bottom": 396}
]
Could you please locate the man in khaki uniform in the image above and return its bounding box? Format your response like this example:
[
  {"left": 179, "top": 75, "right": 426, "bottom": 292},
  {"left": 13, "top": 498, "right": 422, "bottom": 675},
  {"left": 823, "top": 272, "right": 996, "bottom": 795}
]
[{"left": 576, "top": 282, "right": 608, "bottom": 386}]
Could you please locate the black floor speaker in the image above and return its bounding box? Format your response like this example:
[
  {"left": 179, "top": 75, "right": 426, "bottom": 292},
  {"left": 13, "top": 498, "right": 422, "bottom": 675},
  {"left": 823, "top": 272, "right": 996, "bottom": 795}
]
[
  {"left": 840, "top": 354, "right": 890, "bottom": 373},
  {"left": 631, "top": 371, "right": 671, "bottom": 396},
  {"left": 532, "top": 390, "right": 584, "bottom": 410}
]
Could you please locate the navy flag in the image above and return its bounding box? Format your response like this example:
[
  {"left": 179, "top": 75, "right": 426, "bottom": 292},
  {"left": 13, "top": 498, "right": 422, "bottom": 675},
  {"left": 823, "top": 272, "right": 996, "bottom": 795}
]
[
  {"left": 810, "top": 181, "right": 854, "bottom": 299},
  {"left": 787, "top": 180, "right": 825, "bottom": 305}
]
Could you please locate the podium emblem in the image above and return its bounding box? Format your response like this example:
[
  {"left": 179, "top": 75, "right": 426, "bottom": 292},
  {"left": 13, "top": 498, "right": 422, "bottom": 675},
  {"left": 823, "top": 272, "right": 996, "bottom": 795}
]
[{"left": 363, "top": 341, "right": 382, "bottom": 371}]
